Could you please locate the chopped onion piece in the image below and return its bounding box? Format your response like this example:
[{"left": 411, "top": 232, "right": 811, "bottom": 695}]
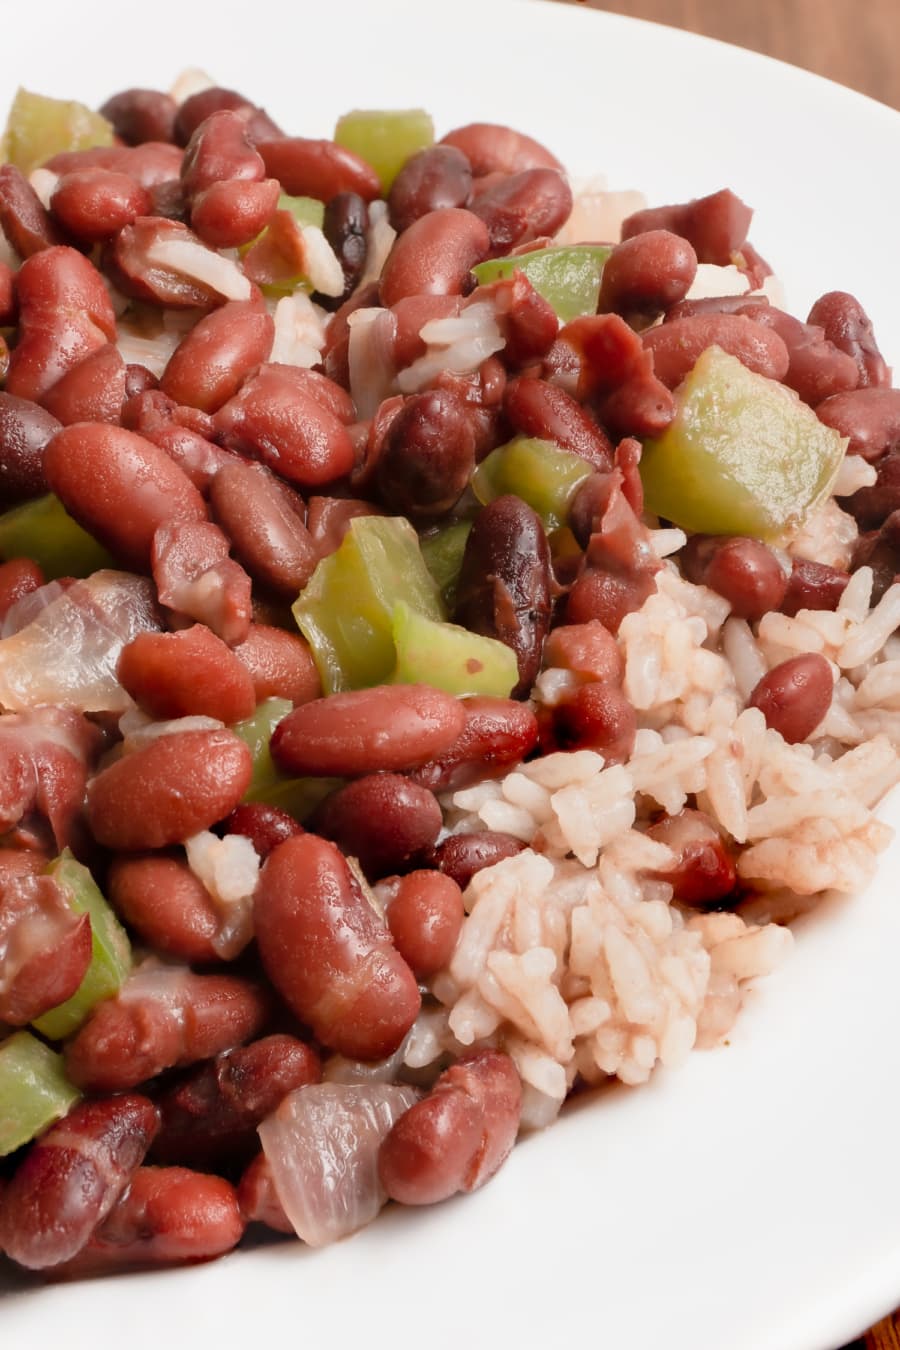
[{"left": 144, "top": 237, "right": 252, "bottom": 301}]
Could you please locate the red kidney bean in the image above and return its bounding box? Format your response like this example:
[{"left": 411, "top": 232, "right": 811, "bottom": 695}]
[
  {"left": 548, "top": 682, "right": 637, "bottom": 763},
  {"left": 310, "top": 774, "right": 442, "bottom": 879},
  {"left": 0, "top": 873, "right": 92, "bottom": 1024},
  {"left": 125, "top": 362, "right": 159, "bottom": 397},
  {"left": 209, "top": 460, "right": 318, "bottom": 596},
  {"left": 43, "top": 422, "right": 207, "bottom": 570},
  {"left": 646, "top": 808, "right": 738, "bottom": 906},
  {"left": 41, "top": 343, "right": 127, "bottom": 426},
  {"left": 100, "top": 88, "right": 178, "bottom": 145},
  {"left": 0, "top": 257, "right": 15, "bottom": 325},
  {"left": 258, "top": 137, "right": 381, "bottom": 202},
  {"left": 123, "top": 386, "right": 217, "bottom": 439},
  {"left": 272, "top": 684, "right": 467, "bottom": 777},
  {"left": 432, "top": 359, "right": 508, "bottom": 461},
  {"left": 317, "top": 191, "right": 369, "bottom": 308},
  {"left": 86, "top": 728, "right": 252, "bottom": 850},
  {"left": 226, "top": 802, "right": 304, "bottom": 859},
  {"left": 385, "top": 293, "right": 459, "bottom": 368},
  {"left": 842, "top": 447, "right": 900, "bottom": 531},
  {"left": 681, "top": 535, "right": 788, "bottom": 621},
  {"left": 547, "top": 313, "right": 675, "bottom": 438},
  {"left": 470, "top": 168, "right": 573, "bottom": 255},
  {"left": 374, "top": 386, "right": 476, "bottom": 521},
  {"left": 543, "top": 620, "right": 624, "bottom": 684},
  {"left": 383, "top": 870, "right": 464, "bottom": 978},
  {"left": 160, "top": 298, "right": 274, "bottom": 413},
  {"left": 174, "top": 87, "right": 283, "bottom": 148},
  {"left": 0, "top": 1095, "right": 160, "bottom": 1270},
  {"left": 453, "top": 495, "right": 553, "bottom": 698},
  {"left": 643, "top": 313, "right": 790, "bottom": 389},
  {"left": 388, "top": 145, "right": 473, "bottom": 233},
  {"left": 0, "top": 707, "right": 100, "bottom": 852},
  {"left": 817, "top": 388, "right": 900, "bottom": 463},
  {"left": 755, "top": 306, "right": 860, "bottom": 406},
  {"left": 440, "top": 123, "right": 563, "bottom": 177},
  {"left": 379, "top": 1049, "right": 521, "bottom": 1205},
  {"left": 807, "top": 291, "right": 890, "bottom": 389},
  {"left": 232, "top": 623, "right": 322, "bottom": 705},
  {"left": 477, "top": 271, "right": 559, "bottom": 368},
  {"left": 0, "top": 848, "right": 49, "bottom": 883},
  {"left": 379, "top": 207, "right": 491, "bottom": 307},
  {"left": 107, "top": 216, "right": 238, "bottom": 308},
  {"left": 46, "top": 142, "right": 184, "bottom": 189},
  {"left": 214, "top": 363, "right": 356, "bottom": 488},
  {"left": 748, "top": 653, "right": 833, "bottom": 743},
  {"left": 408, "top": 696, "right": 539, "bottom": 793},
  {"left": 780, "top": 558, "right": 850, "bottom": 616},
  {"left": 255, "top": 833, "right": 420, "bottom": 1059},
  {"left": 270, "top": 363, "right": 357, "bottom": 424},
  {"left": 597, "top": 230, "right": 698, "bottom": 320},
  {"left": 504, "top": 376, "right": 614, "bottom": 470},
  {"left": 107, "top": 853, "right": 226, "bottom": 964},
  {"left": 0, "top": 392, "right": 60, "bottom": 503},
  {"left": 181, "top": 111, "right": 280, "bottom": 250},
  {"left": 0, "top": 558, "right": 44, "bottom": 620},
  {"left": 853, "top": 522, "right": 900, "bottom": 603},
  {"left": 0, "top": 164, "right": 61, "bottom": 258},
  {"left": 6, "top": 246, "right": 117, "bottom": 403},
  {"left": 146, "top": 423, "right": 241, "bottom": 492},
  {"left": 153, "top": 1034, "right": 321, "bottom": 1168},
  {"left": 117, "top": 624, "right": 257, "bottom": 722},
  {"left": 306, "top": 494, "right": 383, "bottom": 558},
  {"left": 49, "top": 168, "right": 151, "bottom": 242},
  {"left": 428, "top": 831, "right": 526, "bottom": 890},
  {"left": 621, "top": 188, "right": 753, "bottom": 265},
  {"left": 152, "top": 518, "right": 252, "bottom": 645},
  {"left": 238, "top": 1153, "right": 293, "bottom": 1232},
  {"left": 59, "top": 1166, "right": 244, "bottom": 1274}
]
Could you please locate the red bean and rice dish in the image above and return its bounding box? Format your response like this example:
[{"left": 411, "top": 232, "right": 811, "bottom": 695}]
[{"left": 0, "top": 72, "right": 899, "bottom": 1273}]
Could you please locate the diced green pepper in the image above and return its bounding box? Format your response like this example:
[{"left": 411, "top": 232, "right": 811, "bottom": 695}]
[
  {"left": 333, "top": 109, "right": 434, "bottom": 193},
  {"left": 277, "top": 193, "right": 325, "bottom": 229},
  {"left": 0, "top": 494, "right": 114, "bottom": 579},
  {"left": 2, "top": 87, "right": 114, "bottom": 176},
  {"left": 419, "top": 520, "right": 473, "bottom": 608},
  {"left": 0, "top": 1031, "right": 80, "bottom": 1156},
  {"left": 472, "top": 436, "right": 594, "bottom": 531},
  {"left": 472, "top": 244, "right": 612, "bottom": 322},
  {"left": 293, "top": 516, "right": 444, "bottom": 693},
  {"left": 231, "top": 697, "right": 339, "bottom": 819},
  {"left": 639, "top": 346, "right": 847, "bottom": 541},
  {"left": 33, "top": 852, "right": 131, "bottom": 1041},
  {"left": 391, "top": 602, "right": 518, "bottom": 697}
]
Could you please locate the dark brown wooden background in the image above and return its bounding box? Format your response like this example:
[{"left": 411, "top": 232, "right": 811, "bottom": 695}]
[{"left": 548, "top": 6, "right": 899, "bottom": 1346}]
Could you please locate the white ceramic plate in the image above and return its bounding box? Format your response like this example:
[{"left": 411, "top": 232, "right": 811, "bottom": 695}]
[{"left": 3, "top": 3, "right": 900, "bottom": 1347}]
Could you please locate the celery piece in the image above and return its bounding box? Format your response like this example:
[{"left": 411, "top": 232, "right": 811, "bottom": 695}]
[
  {"left": 293, "top": 516, "right": 444, "bottom": 694},
  {"left": 0, "top": 1031, "right": 80, "bottom": 1156},
  {"left": 391, "top": 602, "right": 518, "bottom": 698},
  {"left": 278, "top": 193, "right": 325, "bottom": 229},
  {"left": 2, "top": 87, "right": 114, "bottom": 176},
  {"left": 333, "top": 108, "right": 434, "bottom": 193},
  {"left": 472, "top": 244, "right": 612, "bottom": 323},
  {"left": 33, "top": 852, "right": 131, "bottom": 1041},
  {"left": 640, "top": 346, "right": 847, "bottom": 541},
  {"left": 252, "top": 774, "right": 341, "bottom": 820},
  {"left": 0, "top": 494, "right": 114, "bottom": 579},
  {"left": 472, "top": 436, "right": 594, "bottom": 532},
  {"left": 419, "top": 520, "right": 473, "bottom": 608}
]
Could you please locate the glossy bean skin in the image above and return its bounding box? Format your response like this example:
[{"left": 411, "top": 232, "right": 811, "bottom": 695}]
[
  {"left": 408, "top": 696, "right": 539, "bottom": 793},
  {"left": 232, "top": 623, "right": 322, "bottom": 705},
  {"left": 379, "top": 207, "right": 491, "bottom": 307},
  {"left": 64, "top": 971, "right": 271, "bottom": 1092},
  {"left": 49, "top": 169, "right": 152, "bottom": 242},
  {"left": 681, "top": 535, "right": 788, "bottom": 621},
  {"left": 439, "top": 123, "right": 563, "bottom": 177},
  {"left": 58, "top": 1167, "right": 244, "bottom": 1274},
  {"left": 597, "top": 230, "right": 698, "bottom": 320},
  {"left": 453, "top": 495, "right": 553, "bottom": 698},
  {"left": 181, "top": 111, "right": 280, "bottom": 250},
  {"left": 503, "top": 376, "right": 613, "bottom": 471},
  {"left": 780, "top": 558, "right": 850, "bottom": 617},
  {"left": 237, "top": 1153, "right": 292, "bottom": 1232},
  {"left": 100, "top": 88, "right": 178, "bottom": 145},
  {"left": 0, "top": 558, "right": 44, "bottom": 620},
  {"left": 388, "top": 145, "right": 473, "bottom": 233},
  {"left": 841, "top": 448, "right": 900, "bottom": 531},
  {"left": 480, "top": 272, "right": 559, "bottom": 369},
  {"left": 318, "top": 192, "right": 368, "bottom": 308},
  {"left": 0, "top": 393, "right": 60, "bottom": 503},
  {"left": 209, "top": 460, "right": 318, "bottom": 596},
  {"left": 0, "top": 873, "right": 92, "bottom": 1025},
  {"left": 548, "top": 682, "right": 637, "bottom": 764},
  {"left": 0, "top": 1095, "right": 160, "bottom": 1270},
  {"left": 107, "top": 853, "right": 226, "bottom": 964},
  {"left": 254, "top": 833, "right": 421, "bottom": 1060},
  {"left": 117, "top": 625, "right": 257, "bottom": 723},
  {"left": 271, "top": 684, "right": 467, "bottom": 777},
  {"left": 225, "top": 802, "right": 304, "bottom": 859},
  {"left": 428, "top": 831, "right": 526, "bottom": 890},
  {"left": 543, "top": 620, "right": 624, "bottom": 685},
  {"left": 160, "top": 298, "right": 274, "bottom": 413},
  {"left": 43, "top": 423, "right": 207, "bottom": 571},
  {"left": 546, "top": 313, "right": 675, "bottom": 439},
  {"left": 0, "top": 164, "right": 61, "bottom": 258},
  {"left": 86, "top": 728, "right": 253, "bottom": 850},
  {"left": 817, "top": 388, "right": 900, "bottom": 463},
  {"left": 46, "top": 142, "right": 184, "bottom": 190},
  {"left": 384, "top": 870, "right": 464, "bottom": 978},
  {"left": 152, "top": 518, "right": 253, "bottom": 646},
  {"left": 807, "top": 291, "right": 890, "bottom": 389},
  {"left": 378, "top": 1050, "right": 521, "bottom": 1205},
  {"left": 107, "top": 216, "right": 231, "bottom": 309},
  {"left": 748, "top": 653, "right": 834, "bottom": 743},
  {"left": 258, "top": 137, "right": 381, "bottom": 202},
  {"left": 646, "top": 808, "right": 738, "bottom": 906},
  {"left": 174, "top": 87, "right": 283, "bottom": 149},
  {"left": 310, "top": 774, "right": 442, "bottom": 879},
  {"left": 41, "top": 343, "right": 127, "bottom": 427},
  {"left": 470, "top": 168, "right": 573, "bottom": 254},
  {"left": 643, "top": 313, "right": 790, "bottom": 389},
  {"left": 375, "top": 387, "right": 476, "bottom": 521},
  {"left": 621, "top": 188, "right": 753, "bottom": 265}
]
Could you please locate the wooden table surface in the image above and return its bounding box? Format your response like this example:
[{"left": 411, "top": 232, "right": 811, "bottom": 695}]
[{"left": 544, "top": 9, "right": 900, "bottom": 1349}]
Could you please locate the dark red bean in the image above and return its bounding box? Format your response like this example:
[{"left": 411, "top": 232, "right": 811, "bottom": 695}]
[
  {"left": 0, "top": 558, "right": 44, "bottom": 621},
  {"left": 40, "top": 343, "right": 127, "bottom": 427},
  {"left": 0, "top": 164, "right": 62, "bottom": 258},
  {"left": 225, "top": 802, "right": 304, "bottom": 859},
  {"left": 597, "top": 230, "right": 698, "bottom": 320},
  {"left": 470, "top": 168, "right": 573, "bottom": 255},
  {"left": 317, "top": 191, "right": 368, "bottom": 308},
  {"left": 107, "top": 853, "right": 226, "bottom": 964},
  {"left": 100, "top": 88, "right": 178, "bottom": 145},
  {"left": 621, "top": 189, "right": 753, "bottom": 265},
  {"left": 439, "top": 123, "right": 563, "bottom": 177},
  {"left": 306, "top": 494, "right": 383, "bottom": 558},
  {"left": 807, "top": 291, "right": 890, "bottom": 389},
  {"left": 271, "top": 684, "right": 467, "bottom": 777},
  {"left": 174, "top": 87, "right": 283, "bottom": 149},
  {"left": 49, "top": 169, "right": 152, "bottom": 242},
  {"left": 0, "top": 393, "right": 60, "bottom": 503},
  {"left": 375, "top": 387, "right": 476, "bottom": 521},
  {"left": 232, "top": 623, "right": 323, "bottom": 705},
  {"left": 258, "top": 137, "right": 381, "bottom": 202},
  {"left": 428, "top": 831, "right": 526, "bottom": 890},
  {"left": 543, "top": 620, "right": 624, "bottom": 685},
  {"left": 753, "top": 306, "right": 860, "bottom": 406},
  {"left": 841, "top": 446, "right": 900, "bottom": 531},
  {"left": 152, "top": 518, "right": 253, "bottom": 645},
  {"left": 45, "top": 143, "right": 184, "bottom": 190},
  {"left": 160, "top": 298, "right": 275, "bottom": 413},
  {"left": 384, "top": 870, "right": 464, "bottom": 977},
  {"left": 818, "top": 388, "right": 900, "bottom": 463},
  {"left": 378, "top": 1049, "right": 521, "bottom": 1205},
  {"left": 388, "top": 145, "right": 473, "bottom": 233},
  {"left": 0, "top": 1095, "right": 160, "bottom": 1270},
  {"left": 107, "top": 216, "right": 240, "bottom": 309},
  {"left": 478, "top": 271, "right": 559, "bottom": 368},
  {"left": 547, "top": 313, "right": 675, "bottom": 438},
  {"left": 504, "top": 376, "right": 613, "bottom": 471},
  {"left": 681, "top": 535, "right": 788, "bottom": 621},
  {"left": 181, "top": 111, "right": 279, "bottom": 250},
  {"left": 125, "top": 362, "right": 159, "bottom": 398},
  {"left": 643, "top": 313, "right": 790, "bottom": 389},
  {"left": 646, "top": 808, "right": 738, "bottom": 906},
  {"left": 379, "top": 207, "right": 491, "bottom": 307},
  {"left": 780, "top": 558, "right": 850, "bottom": 617},
  {"left": 310, "top": 774, "right": 442, "bottom": 879},
  {"left": 117, "top": 624, "right": 257, "bottom": 722},
  {"left": 549, "top": 682, "right": 637, "bottom": 763},
  {"left": 238, "top": 1153, "right": 292, "bottom": 1232},
  {"left": 0, "top": 873, "right": 92, "bottom": 1025},
  {"left": 748, "top": 653, "right": 833, "bottom": 743},
  {"left": 209, "top": 460, "right": 318, "bottom": 596},
  {"left": 254, "top": 833, "right": 421, "bottom": 1060},
  {"left": 408, "top": 696, "right": 539, "bottom": 793}
]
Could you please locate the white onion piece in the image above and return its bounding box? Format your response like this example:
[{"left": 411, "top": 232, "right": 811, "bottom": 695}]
[
  {"left": 347, "top": 306, "right": 397, "bottom": 420},
  {"left": 1, "top": 580, "right": 67, "bottom": 639},
  {"left": 258, "top": 1082, "right": 419, "bottom": 1247}
]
